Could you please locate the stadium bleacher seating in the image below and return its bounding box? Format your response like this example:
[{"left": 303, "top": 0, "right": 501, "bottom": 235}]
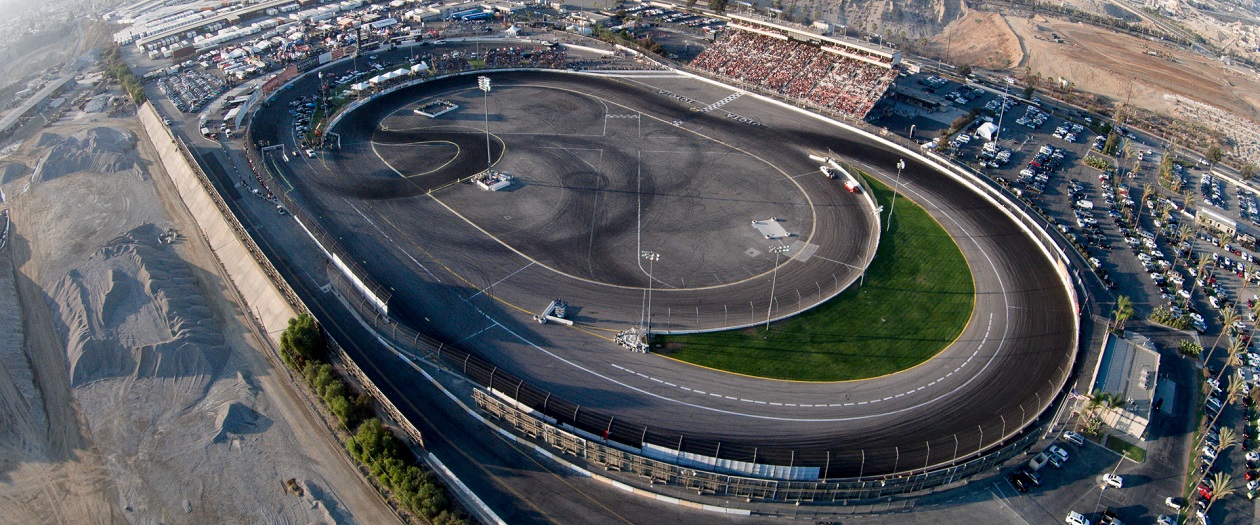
[{"left": 690, "top": 26, "right": 896, "bottom": 119}]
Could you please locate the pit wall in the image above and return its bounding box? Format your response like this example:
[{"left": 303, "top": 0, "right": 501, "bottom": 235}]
[{"left": 135, "top": 102, "right": 296, "bottom": 339}]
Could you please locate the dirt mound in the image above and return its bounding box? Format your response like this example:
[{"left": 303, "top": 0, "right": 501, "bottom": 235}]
[
  {"left": 30, "top": 127, "right": 139, "bottom": 184},
  {"left": 800, "top": 0, "right": 968, "bottom": 39},
  {"left": 1, "top": 162, "right": 27, "bottom": 184},
  {"left": 211, "top": 401, "right": 270, "bottom": 443},
  {"left": 53, "top": 224, "right": 228, "bottom": 388},
  {"left": 929, "top": 11, "right": 1024, "bottom": 70}
]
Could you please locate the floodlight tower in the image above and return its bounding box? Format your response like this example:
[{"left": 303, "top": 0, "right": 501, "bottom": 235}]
[
  {"left": 765, "top": 244, "right": 790, "bottom": 330},
  {"left": 886, "top": 159, "right": 906, "bottom": 232},
  {"left": 641, "top": 251, "right": 659, "bottom": 334},
  {"left": 477, "top": 75, "right": 492, "bottom": 173}
]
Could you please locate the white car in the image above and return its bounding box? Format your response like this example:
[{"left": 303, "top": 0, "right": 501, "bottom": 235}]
[
  {"left": 1247, "top": 451, "right": 1260, "bottom": 463},
  {"left": 1157, "top": 516, "right": 1176, "bottom": 525},
  {"left": 1103, "top": 473, "right": 1123, "bottom": 489},
  {"left": 1063, "top": 431, "right": 1085, "bottom": 446},
  {"left": 305, "top": 148, "right": 315, "bottom": 158},
  {"left": 1066, "top": 511, "right": 1091, "bottom": 525}
]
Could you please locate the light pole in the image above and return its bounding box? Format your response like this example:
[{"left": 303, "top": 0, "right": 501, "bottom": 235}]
[
  {"left": 765, "top": 245, "right": 790, "bottom": 330},
  {"left": 477, "top": 76, "right": 492, "bottom": 173},
  {"left": 641, "top": 251, "right": 659, "bottom": 334},
  {"left": 994, "top": 82, "right": 1010, "bottom": 146},
  {"left": 886, "top": 159, "right": 906, "bottom": 232}
]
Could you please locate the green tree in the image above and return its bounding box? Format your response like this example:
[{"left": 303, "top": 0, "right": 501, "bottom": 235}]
[
  {"left": 313, "top": 364, "right": 337, "bottom": 397},
  {"left": 1241, "top": 163, "right": 1257, "bottom": 180},
  {"left": 328, "top": 394, "right": 354, "bottom": 427},
  {"left": 1103, "top": 132, "right": 1121, "bottom": 156},
  {"left": 1022, "top": 85, "right": 1035, "bottom": 98},
  {"left": 1178, "top": 339, "right": 1203, "bottom": 358},
  {"left": 280, "top": 313, "right": 325, "bottom": 366},
  {"left": 958, "top": 64, "right": 972, "bottom": 78},
  {"left": 1207, "top": 144, "right": 1223, "bottom": 170},
  {"left": 708, "top": 0, "right": 728, "bottom": 13},
  {"left": 686, "top": 0, "right": 697, "bottom": 8}
]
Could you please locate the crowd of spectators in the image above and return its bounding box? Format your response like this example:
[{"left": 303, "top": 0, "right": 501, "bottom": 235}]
[
  {"left": 480, "top": 47, "right": 567, "bottom": 69},
  {"left": 690, "top": 28, "right": 896, "bottom": 119},
  {"left": 411, "top": 48, "right": 567, "bottom": 76}
]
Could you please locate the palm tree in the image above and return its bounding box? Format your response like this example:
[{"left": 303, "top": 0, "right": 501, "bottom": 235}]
[
  {"left": 1201, "top": 377, "right": 1245, "bottom": 447},
  {"left": 1211, "top": 339, "right": 1245, "bottom": 388},
  {"left": 1112, "top": 295, "right": 1134, "bottom": 332},
  {"left": 1219, "top": 229, "right": 1233, "bottom": 251},
  {"left": 1248, "top": 301, "right": 1260, "bottom": 342},
  {"left": 1191, "top": 428, "right": 1237, "bottom": 514},
  {"left": 1204, "top": 306, "right": 1239, "bottom": 365},
  {"left": 1154, "top": 204, "right": 1173, "bottom": 242},
  {"left": 1171, "top": 224, "right": 1194, "bottom": 271},
  {"left": 1188, "top": 254, "right": 1212, "bottom": 301},
  {"left": 1204, "top": 471, "right": 1236, "bottom": 517},
  {"left": 1136, "top": 183, "right": 1156, "bottom": 228}
]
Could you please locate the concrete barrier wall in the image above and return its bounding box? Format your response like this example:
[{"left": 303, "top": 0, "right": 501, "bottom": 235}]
[{"left": 136, "top": 102, "right": 296, "bottom": 341}]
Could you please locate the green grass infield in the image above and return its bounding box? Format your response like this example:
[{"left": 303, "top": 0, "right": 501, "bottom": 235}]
[{"left": 656, "top": 172, "right": 975, "bottom": 381}]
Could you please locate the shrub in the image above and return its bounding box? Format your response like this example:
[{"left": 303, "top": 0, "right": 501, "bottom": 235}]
[{"left": 281, "top": 313, "right": 325, "bottom": 366}]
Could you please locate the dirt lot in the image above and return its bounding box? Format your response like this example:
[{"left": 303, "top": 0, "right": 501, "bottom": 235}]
[
  {"left": 0, "top": 95, "right": 398, "bottom": 524},
  {"left": 1010, "top": 14, "right": 1260, "bottom": 122},
  {"left": 928, "top": 11, "right": 1024, "bottom": 71}
]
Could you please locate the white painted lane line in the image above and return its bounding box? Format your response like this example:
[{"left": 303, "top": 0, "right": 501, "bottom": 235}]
[{"left": 468, "top": 262, "right": 535, "bottom": 300}]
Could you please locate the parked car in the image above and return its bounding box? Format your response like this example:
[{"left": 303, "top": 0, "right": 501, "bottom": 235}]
[
  {"left": 1103, "top": 473, "right": 1123, "bottom": 489},
  {"left": 1048, "top": 445, "right": 1070, "bottom": 462}
]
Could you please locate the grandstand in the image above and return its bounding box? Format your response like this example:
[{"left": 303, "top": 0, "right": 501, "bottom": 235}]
[{"left": 690, "top": 14, "right": 900, "bottom": 119}]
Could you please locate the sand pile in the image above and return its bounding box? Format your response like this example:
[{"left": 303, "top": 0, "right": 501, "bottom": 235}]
[
  {"left": 30, "top": 127, "right": 140, "bottom": 183},
  {"left": 50, "top": 223, "right": 336, "bottom": 523},
  {"left": 0, "top": 247, "right": 46, "bottom": 448},
  {"left": 0, "top": 107, "right": 389, "bottom": 524},
  {"left": 53, "top": 224, "right": 228, "bottom": 388}
]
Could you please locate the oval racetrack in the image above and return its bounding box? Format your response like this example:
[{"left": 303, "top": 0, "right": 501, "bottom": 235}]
[{"left": 251, "top": 68, "right": 1078, "bottom": 478}]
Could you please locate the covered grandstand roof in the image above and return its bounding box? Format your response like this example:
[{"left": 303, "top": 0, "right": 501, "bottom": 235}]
[{"left": 726, "top": 14, "right": 901, "bottom": 68}]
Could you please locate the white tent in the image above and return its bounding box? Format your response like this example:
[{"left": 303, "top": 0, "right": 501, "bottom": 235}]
[
  {"left": 503, "top": 25, "right": 521, "bottom": 36},
  {"left": 410, "top": 62, "right": 428, "bottom": 73},
  {"left": 350, "top": 82, "right": 370, "bottom": 91},
  {"left": 368, "top": 74, "right": 384, "bottom": 84},
  {"left": 977, "top": 121, "right": 999, "bottom": 141}
]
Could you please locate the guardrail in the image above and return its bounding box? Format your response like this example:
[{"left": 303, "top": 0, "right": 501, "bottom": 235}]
[{"left": 473, "top": 389, "right": 1046, "bottom": 502}]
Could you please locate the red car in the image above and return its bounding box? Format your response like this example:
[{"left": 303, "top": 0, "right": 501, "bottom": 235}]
[{"left": 1199, "top": 483, "right": 1214, "bottom": 500}]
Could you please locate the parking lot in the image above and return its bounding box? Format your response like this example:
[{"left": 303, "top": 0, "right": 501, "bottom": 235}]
[{"left": 875, "top": 70, "right": 1260, "bottom": 524}]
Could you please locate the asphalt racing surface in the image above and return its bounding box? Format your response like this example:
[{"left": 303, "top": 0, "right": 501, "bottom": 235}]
[{"left": 251, "top": 68, "right": 1078, "bottom": 477}]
